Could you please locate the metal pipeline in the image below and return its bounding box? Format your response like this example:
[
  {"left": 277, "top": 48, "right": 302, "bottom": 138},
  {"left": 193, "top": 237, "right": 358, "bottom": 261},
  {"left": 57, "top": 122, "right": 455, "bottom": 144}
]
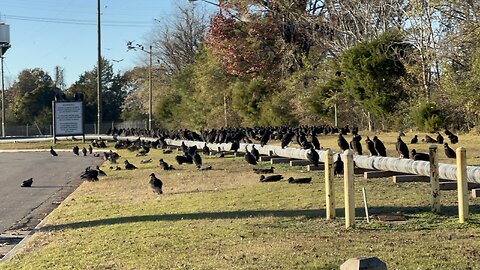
[
  {"left": 7, "top": 135, "right": 473, "bottom": 183},
  {"left": 165, "top": 139, "right": 480, "bottom": 184}
]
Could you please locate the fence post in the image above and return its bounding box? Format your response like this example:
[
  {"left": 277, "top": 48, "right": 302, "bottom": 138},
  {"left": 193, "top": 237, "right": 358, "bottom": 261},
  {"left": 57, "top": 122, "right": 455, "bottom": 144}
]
[
  {"left": 429, "top": 145, "right": 440, "bottom": 213},
  {"left": 325, "top": 149, "right": 335, "bottom": 220},
  {"left": 344, "top": 149, "right": 355, "bottom": 228},
  {"left": 456, "top": 147, "right": 468, "bottom": 223}
]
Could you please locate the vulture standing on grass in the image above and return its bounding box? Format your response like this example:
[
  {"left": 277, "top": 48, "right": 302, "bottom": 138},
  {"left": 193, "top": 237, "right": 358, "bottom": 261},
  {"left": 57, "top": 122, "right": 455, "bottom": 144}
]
[
  {"left": 436, "top": 132, "right": 444, "bottom": 144},
  {"left": 245, "top": 146, "right": 257, "bottom": 165},
  {"left": 193, "top": 152, "right": 202, "bottom": 168},
  {"left": 81, "top": 167, "right": 99, "bottom": 181},
  {"left": 259, "top": 174, "right": 283, "bottom": 182},
  {"left": 337, "top": 134, "right": 349, "bottom": 151},
  {"left": 82, "top": 147, "right": 87, "bottom": 156},
  {"left": 410, "top": 135, "right": 418, "bottom": 144},
  {"left": 202, "top": 143, "right": 210, "bottom": 155},
  {"left": 444, "top": 143, "right": 456, "bottom": 159},
  {"left": 334, "top": 154, "right": 344, "bottom": 176},
  {"left": 287, "top": 177, "right": 312, "bottom": 184},
  {"left": 250, "top": 145, "right": 260, "bottom": 161},
  {"left": 149, "top": 173, "right": 163, "bottom": 195},
  {"left": 96, "top": 166, "right": 107, "bottom": 176},
  {"left": 124, "top": 160, "right": 138, "bottom": 170}
]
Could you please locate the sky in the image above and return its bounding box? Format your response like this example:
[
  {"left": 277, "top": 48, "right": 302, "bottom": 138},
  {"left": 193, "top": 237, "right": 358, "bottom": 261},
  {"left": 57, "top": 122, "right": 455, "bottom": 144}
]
[{"left": 0, "top": 0, "right": 214, "bottom": 88}]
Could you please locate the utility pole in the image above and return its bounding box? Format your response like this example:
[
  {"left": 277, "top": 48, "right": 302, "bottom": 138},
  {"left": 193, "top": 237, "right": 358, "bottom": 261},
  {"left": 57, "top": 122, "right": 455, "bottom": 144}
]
[
  {"left": 1, "top": 53, "right": 5, "bottom": 137},
  {"left": 148, "top": 45, "right": 153, "bottom": 130},
  {"left": 127, "top": 43, "right": 154, "bottom": 130},
  {"left": 96, "top": 0, "right": 102, "bottom": 134},
  {"left": 0, "top": 22, "right": 10, "bottom": 138}
]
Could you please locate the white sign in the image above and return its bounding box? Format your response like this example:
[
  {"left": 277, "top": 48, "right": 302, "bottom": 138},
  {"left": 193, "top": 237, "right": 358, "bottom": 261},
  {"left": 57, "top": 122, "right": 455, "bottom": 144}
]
[{"left": 54, "top": 102, "right": 84, "bottom": 135}]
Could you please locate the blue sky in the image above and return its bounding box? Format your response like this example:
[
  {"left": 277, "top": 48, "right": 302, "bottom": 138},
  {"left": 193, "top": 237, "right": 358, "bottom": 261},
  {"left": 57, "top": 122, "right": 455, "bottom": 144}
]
[{"left": 0, "top": 0, "right": 213, "bottom": 88}]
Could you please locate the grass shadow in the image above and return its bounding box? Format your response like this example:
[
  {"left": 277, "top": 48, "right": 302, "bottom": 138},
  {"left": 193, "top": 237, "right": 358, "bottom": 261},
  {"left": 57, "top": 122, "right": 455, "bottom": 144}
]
[{"left": 40, "top": 204, "right": 480, "bottom": 231}]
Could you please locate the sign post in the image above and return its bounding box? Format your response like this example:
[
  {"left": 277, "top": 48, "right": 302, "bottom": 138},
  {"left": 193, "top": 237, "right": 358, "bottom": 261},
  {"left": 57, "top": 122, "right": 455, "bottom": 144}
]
[{"left": 52, "top": 101, "right": 84, "bottom": 144}]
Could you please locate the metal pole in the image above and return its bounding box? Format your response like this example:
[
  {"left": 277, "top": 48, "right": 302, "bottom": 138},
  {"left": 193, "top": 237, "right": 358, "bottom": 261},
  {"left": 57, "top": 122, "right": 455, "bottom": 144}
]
[
  {"left": 97, "top": 0, "right": 102, "bottom": 134},
  {"left": 0, "top": 53, "right": 4, "bottom": 137},
  {"left": 148, "top": 45, "right": 153, "bottom": 130}
]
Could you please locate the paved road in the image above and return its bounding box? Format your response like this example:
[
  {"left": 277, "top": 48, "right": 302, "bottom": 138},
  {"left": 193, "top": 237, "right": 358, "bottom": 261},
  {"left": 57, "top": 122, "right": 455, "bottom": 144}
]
[{"left": 0, "top": 151, "right": 102, "bottom": 234}]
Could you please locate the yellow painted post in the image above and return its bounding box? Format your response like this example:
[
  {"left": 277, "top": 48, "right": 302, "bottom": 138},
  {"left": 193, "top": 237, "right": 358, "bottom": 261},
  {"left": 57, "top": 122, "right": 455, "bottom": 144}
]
[
  {"left": 344, "top": 149, "right": 355, "bottom": 228},
  {"left": 429, "top": 145, "right": 440, "bottom": 213},
  {"left": 456, "top": 147, "right": 468, "bottom": 223},
  {"left": 325, "top": 149, "right": 335, "bottom": 220}
]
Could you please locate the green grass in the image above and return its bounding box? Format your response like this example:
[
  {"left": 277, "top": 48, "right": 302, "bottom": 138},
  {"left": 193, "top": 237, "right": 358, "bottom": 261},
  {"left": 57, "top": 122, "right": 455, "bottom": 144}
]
[{"left": 1, "top": 132, "right": 480, "bottom": 269}]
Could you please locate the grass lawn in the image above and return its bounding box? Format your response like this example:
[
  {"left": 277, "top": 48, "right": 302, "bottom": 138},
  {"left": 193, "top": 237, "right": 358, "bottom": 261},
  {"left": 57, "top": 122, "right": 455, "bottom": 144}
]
[{"left": 1, "top": 131, "right": 480, "bottom": 269}]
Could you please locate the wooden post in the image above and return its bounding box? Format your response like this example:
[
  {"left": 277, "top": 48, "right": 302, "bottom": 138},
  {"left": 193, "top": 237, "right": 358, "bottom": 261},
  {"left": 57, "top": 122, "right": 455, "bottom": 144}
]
[
  {"left": 362, "top": 187, "right": 370, "bottom": 223},
  {"left": 344, "top": 149, "right": 355, "bottom": 228},
  {"left": 429, "top": 145, "right": 440, "bottom": 213},
  {"left": 456, "top": 147, "right": 468, "bottom": 223},
  {"left": 325, "top": 149, "right": 335, "bottom": 220}
]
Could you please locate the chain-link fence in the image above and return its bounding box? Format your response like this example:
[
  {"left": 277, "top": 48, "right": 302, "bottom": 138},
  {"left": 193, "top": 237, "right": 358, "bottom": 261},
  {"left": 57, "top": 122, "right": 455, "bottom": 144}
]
[{"left": 3, "top": 120, "right": 149, "bottom": 137}]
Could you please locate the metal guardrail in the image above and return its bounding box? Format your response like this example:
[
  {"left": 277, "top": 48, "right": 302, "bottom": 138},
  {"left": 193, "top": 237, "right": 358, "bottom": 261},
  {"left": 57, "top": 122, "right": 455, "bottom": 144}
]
[{"left": 1, "top": 134, "right": 478, "bottom": 184}]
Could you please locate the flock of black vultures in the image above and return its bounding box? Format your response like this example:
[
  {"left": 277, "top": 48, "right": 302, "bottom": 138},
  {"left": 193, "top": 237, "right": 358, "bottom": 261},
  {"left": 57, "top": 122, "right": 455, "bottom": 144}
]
[{"left": 19, "top": 125, "right": 460, "bottom": 196}]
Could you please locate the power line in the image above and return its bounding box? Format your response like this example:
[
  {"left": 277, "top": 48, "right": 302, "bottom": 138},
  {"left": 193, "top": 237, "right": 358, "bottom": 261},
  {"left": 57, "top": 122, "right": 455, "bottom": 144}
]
[{"left": 3, "top": 14, "right": 154, "bottom": 27}]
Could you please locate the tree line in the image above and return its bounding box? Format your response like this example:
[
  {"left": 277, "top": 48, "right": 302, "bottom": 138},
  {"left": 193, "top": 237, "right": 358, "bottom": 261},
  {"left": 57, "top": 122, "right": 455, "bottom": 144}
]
[{"left": 6, "top": 1, "right": 480, "bottom": 132}]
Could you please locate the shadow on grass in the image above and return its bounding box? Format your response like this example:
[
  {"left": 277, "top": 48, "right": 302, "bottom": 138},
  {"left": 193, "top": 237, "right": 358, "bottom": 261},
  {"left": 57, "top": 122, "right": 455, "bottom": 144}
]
[{"left": 40, "top": 204, "right": 480, "bottom": 231}]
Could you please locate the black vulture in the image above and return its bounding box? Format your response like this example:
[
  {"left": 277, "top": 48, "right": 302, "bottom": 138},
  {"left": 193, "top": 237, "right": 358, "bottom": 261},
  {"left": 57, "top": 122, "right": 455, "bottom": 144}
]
[
  {"left": 281, "top": 131, "right": 294, "bottom": 149},
  {"left": 444, "top": 143, "right": 456, "bottom": 159},
  {"left": 411, "top": 149, "right": 429, "bottom": 161},
  {"left": 250, "top": 145, "right": 260, "bottom": 161},
  {"left": 245, "top": 146, "right": 257, "bottom": 165},
  {"left": 124, "top": 160, "right": 138, "bottom": 170},
  {"left": 436, "top": 132, "right": 444, "bottom": 144},
  {"left": 410, "top": 135, "right": 418, "bottom": 144},
  {"left": 259, "top": 174, "right": 283, "bottom": 182},
  {"left": 193, "top": 152, "right": 202, "bottom": 168},
  {"left": 88, "top": 144, "right": 93, "bottom": 154},
  {"left": 287, "top": 177, "right": 312, "bottom": 184},
  {"left": 73, "top": 146, "right": 80, "bottom": 156},
  {"left": 81, "top": 167, "right": 99, "bottom": 181},
  {"left": 337, "top": 134, "right": 349, "bottom": 151},
  {"left": 149, "top": 173, "right": 163, "bottom": 195},
  {"left": 82, "top": 147, "right": 87, "bottom": 156},
  {"left": 306, "top": 146, "right": 319, "bottom": 167},
  {"left": 96, "top": 166, "right": 107, "bottom": 176},
  {"left": 423, "top": 135, "right": 437, "bottom": 143},
  {"left": 230, "top": 140, "right": 240, "bottom": 153},
  {"left": 202, "top": 143, "right": 210, "bottom": 155},
  {"left": 365, "top": 136, "right": 378, "bottom": 156},
  {"left": 350, "top": 134, "right": 362, "bottom": 155},
  {"left": 449, "top": 134, "right": 458, "bottom": 144},
  {"left": 396, "top": 137, "right": 409, "bottom": 158},
  {"left": 334, "top": 154, "right": 344, "bottom": 176},
  {"left": 159, "top": 159, "right": 175, "bottom": 170},
  {"left": 50, "top": 146, "right": 58, "bottom": 157},
  {"left": 311, "top": 133, "right": 320, "bottom": 150},
  {"left": 373, "top": 136, "right": 387, "bottom": 157},
  {"left": 21, "top": 178, "right": 33, "bottom": 187}
]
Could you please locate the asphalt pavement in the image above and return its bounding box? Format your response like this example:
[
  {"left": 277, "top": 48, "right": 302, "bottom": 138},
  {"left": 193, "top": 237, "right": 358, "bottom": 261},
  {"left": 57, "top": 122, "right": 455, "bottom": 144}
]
[{"left": 0, "top": 151, "right": 103, "bottom": 234}]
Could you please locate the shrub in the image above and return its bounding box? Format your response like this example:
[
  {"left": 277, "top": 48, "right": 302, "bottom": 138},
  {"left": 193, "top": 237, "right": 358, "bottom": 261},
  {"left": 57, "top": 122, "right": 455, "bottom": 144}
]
[{"left": 411, "top": 102, "right": 443, "bottom": 132}]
